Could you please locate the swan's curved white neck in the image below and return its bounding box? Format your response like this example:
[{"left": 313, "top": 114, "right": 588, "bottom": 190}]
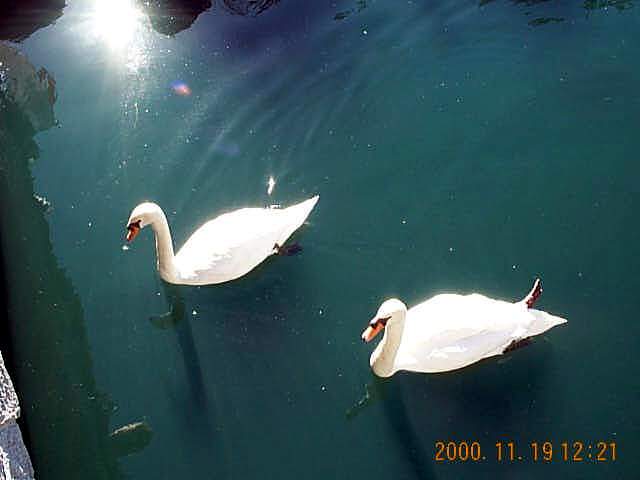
[
  {"left": 370, "top": 310, "right": 406, "bottom": 378},
  {"left": 148, "top": 209, "right": 179, "bottom": 282}
]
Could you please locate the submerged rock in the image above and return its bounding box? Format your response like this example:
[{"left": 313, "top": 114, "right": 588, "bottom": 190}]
[{"left": 109, "top": 422, "right": 154, "bottom": 458}]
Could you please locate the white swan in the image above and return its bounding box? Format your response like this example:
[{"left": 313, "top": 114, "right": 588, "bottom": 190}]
[
  {"left": 125, "top": 196, "right": 319, "bottom": 285},
  {"left": 362, "top": 279, "right": 567, "bottom": 377}
]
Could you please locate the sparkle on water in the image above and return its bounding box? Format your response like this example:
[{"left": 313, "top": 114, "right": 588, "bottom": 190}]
[{"left": 267, "top": 176, "right": 276, "bottom": 195}]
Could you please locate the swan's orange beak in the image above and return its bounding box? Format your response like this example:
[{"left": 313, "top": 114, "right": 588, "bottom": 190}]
[
  {"left": 126, "top": 222, "right": 140, "bottom": 242},
  {"left": 362, "top": 320, "right": 384, "bottom": 343}
]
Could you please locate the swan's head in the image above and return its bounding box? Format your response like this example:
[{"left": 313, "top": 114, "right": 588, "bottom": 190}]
[
  {"left": 125, "top": 202, "right": 161, "bottom": 242},
  {"left": 361, "top": 298, "right": 407, "bottom": 342}
]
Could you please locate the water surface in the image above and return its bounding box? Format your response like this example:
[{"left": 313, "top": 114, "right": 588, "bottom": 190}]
[{"left": 1, "top": 0, "right": 639, "bottom": 478}]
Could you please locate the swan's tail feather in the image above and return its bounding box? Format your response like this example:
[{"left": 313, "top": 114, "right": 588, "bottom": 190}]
[
  {"left": 277, "top": 195, "right": 319, "bottom": 245},
  {"left": 528, "top": 309, "right": 567, "bottom": 337},
  {"left": 290, "top": 195, "right": 319, "bottom": 219}
]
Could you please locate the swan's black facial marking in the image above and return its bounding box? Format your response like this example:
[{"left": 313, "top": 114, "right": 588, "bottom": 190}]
[
  {"left": 126, "top": 220, "right": 142, "bottom": 242},
  {"left": 127, "top": 219, "right": 141, "bottom": 230},
  {"left": 370, "top": 315, "right": 391, "bottom": 328},
  {"left": 362, "top": 315, "right": 391, "bottom": 343}
]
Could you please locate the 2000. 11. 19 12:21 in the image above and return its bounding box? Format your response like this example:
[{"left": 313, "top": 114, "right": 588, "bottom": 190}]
[{"left": 496, "top": 441, "right": 617, "bottom": 462}]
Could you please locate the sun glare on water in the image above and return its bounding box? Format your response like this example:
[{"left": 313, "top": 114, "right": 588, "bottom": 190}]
[
  {"left": 85, "top": 0, "right": 153, "bottom": 72},
  {"left": 91, "top": 0, "right": 144, "bottom": 49}
]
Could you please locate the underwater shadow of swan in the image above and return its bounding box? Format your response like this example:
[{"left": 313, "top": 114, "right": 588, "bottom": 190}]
[
  {"left": 188, "top": 251, "right": 310, "bottom": 346},
  {"left": 348, "top": 345, "right": 554, "bottom": 479},
  {"left": 346, "top": 378, "right": 436, "bottom": 479},
  {"left": 151, "top": 283, "right": 235, "bottom": 478},
  {"left": 151, "top": 283, "right": 218, "bottom": 439},
  {"left": 149, "top": 268, "right": 307, "bottom": 475},
  {"left": 416, "top": 344, "right": 554, "bottom": 433},
  {"left": 376, "top": 376, "right": 437, "bottom": 480},
  {"left": 407, "top": 356, "right": 552, "bottom": 467}
]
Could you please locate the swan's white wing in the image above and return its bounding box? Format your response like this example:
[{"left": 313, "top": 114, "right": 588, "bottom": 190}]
[
  {"left": 173, "top": 208, "right": 284, "bottom": 283},
  {"left": 173, "top": 196, "right": 318, "bottom": 284},
  {"left": 394, "top": 294, "right": 532, "bottom": 373}
]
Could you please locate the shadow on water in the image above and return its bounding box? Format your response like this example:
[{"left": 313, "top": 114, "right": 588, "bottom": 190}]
[
  {"left": 381, "top": 378, "right": 437, "bottom": 480},
  {"left": 347, "top": 341, "right": 554, "bottom": 479},
  {"left": 0, "top": 43, "right": 151, "bottom": 479},
  {"left": 151, "top": 283, "right": 217, "bottom": 440},
  {"left": 360, "top": 376, "right": 437, "bottom": 480},
  {"left": 399, "top": 348, "right": 552, "bottom": 475},
  {"left": 144, "top": 263, "right": 308, "bottom": 478}
]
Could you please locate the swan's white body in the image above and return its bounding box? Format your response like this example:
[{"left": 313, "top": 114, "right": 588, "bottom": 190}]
[
  {"left": 364, "top": 293, "right": 567, "bottom": 377},
  {"left": 126, "top": 196, "right": 318, "bottom": 285}
]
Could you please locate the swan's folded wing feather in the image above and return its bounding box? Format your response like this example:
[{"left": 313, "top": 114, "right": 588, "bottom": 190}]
[
  {"left": 173, "top": 208, "right": 290, "bottom": 283},
  {"left": 394, "top": 294, "right": 532, "bottom": 372}
]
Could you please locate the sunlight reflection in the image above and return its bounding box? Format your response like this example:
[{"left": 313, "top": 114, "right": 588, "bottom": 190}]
[
  {"left": 87, "top": 0, "right": 151, "bottom": 72},
  {"left": 91, "top": 0, "right": 143, "bottom": 48}
]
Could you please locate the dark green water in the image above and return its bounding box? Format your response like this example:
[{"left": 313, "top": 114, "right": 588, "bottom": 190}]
[{"left": 1, "top": 0, "right": 639, "bottom": 478}]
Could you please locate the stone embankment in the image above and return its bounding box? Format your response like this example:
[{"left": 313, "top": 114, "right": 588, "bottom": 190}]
[{"left": 0, "top": 351, "right": 34, "bottom": 480}]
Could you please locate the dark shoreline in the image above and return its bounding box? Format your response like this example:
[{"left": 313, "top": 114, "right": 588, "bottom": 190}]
[{"left": 0, "top": 241, "right": 35, "bottom": 453}]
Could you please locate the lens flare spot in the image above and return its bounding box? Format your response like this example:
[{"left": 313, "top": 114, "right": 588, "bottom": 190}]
[{"left": 171, "top": 82, "right": 192, "bottom": 96}]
